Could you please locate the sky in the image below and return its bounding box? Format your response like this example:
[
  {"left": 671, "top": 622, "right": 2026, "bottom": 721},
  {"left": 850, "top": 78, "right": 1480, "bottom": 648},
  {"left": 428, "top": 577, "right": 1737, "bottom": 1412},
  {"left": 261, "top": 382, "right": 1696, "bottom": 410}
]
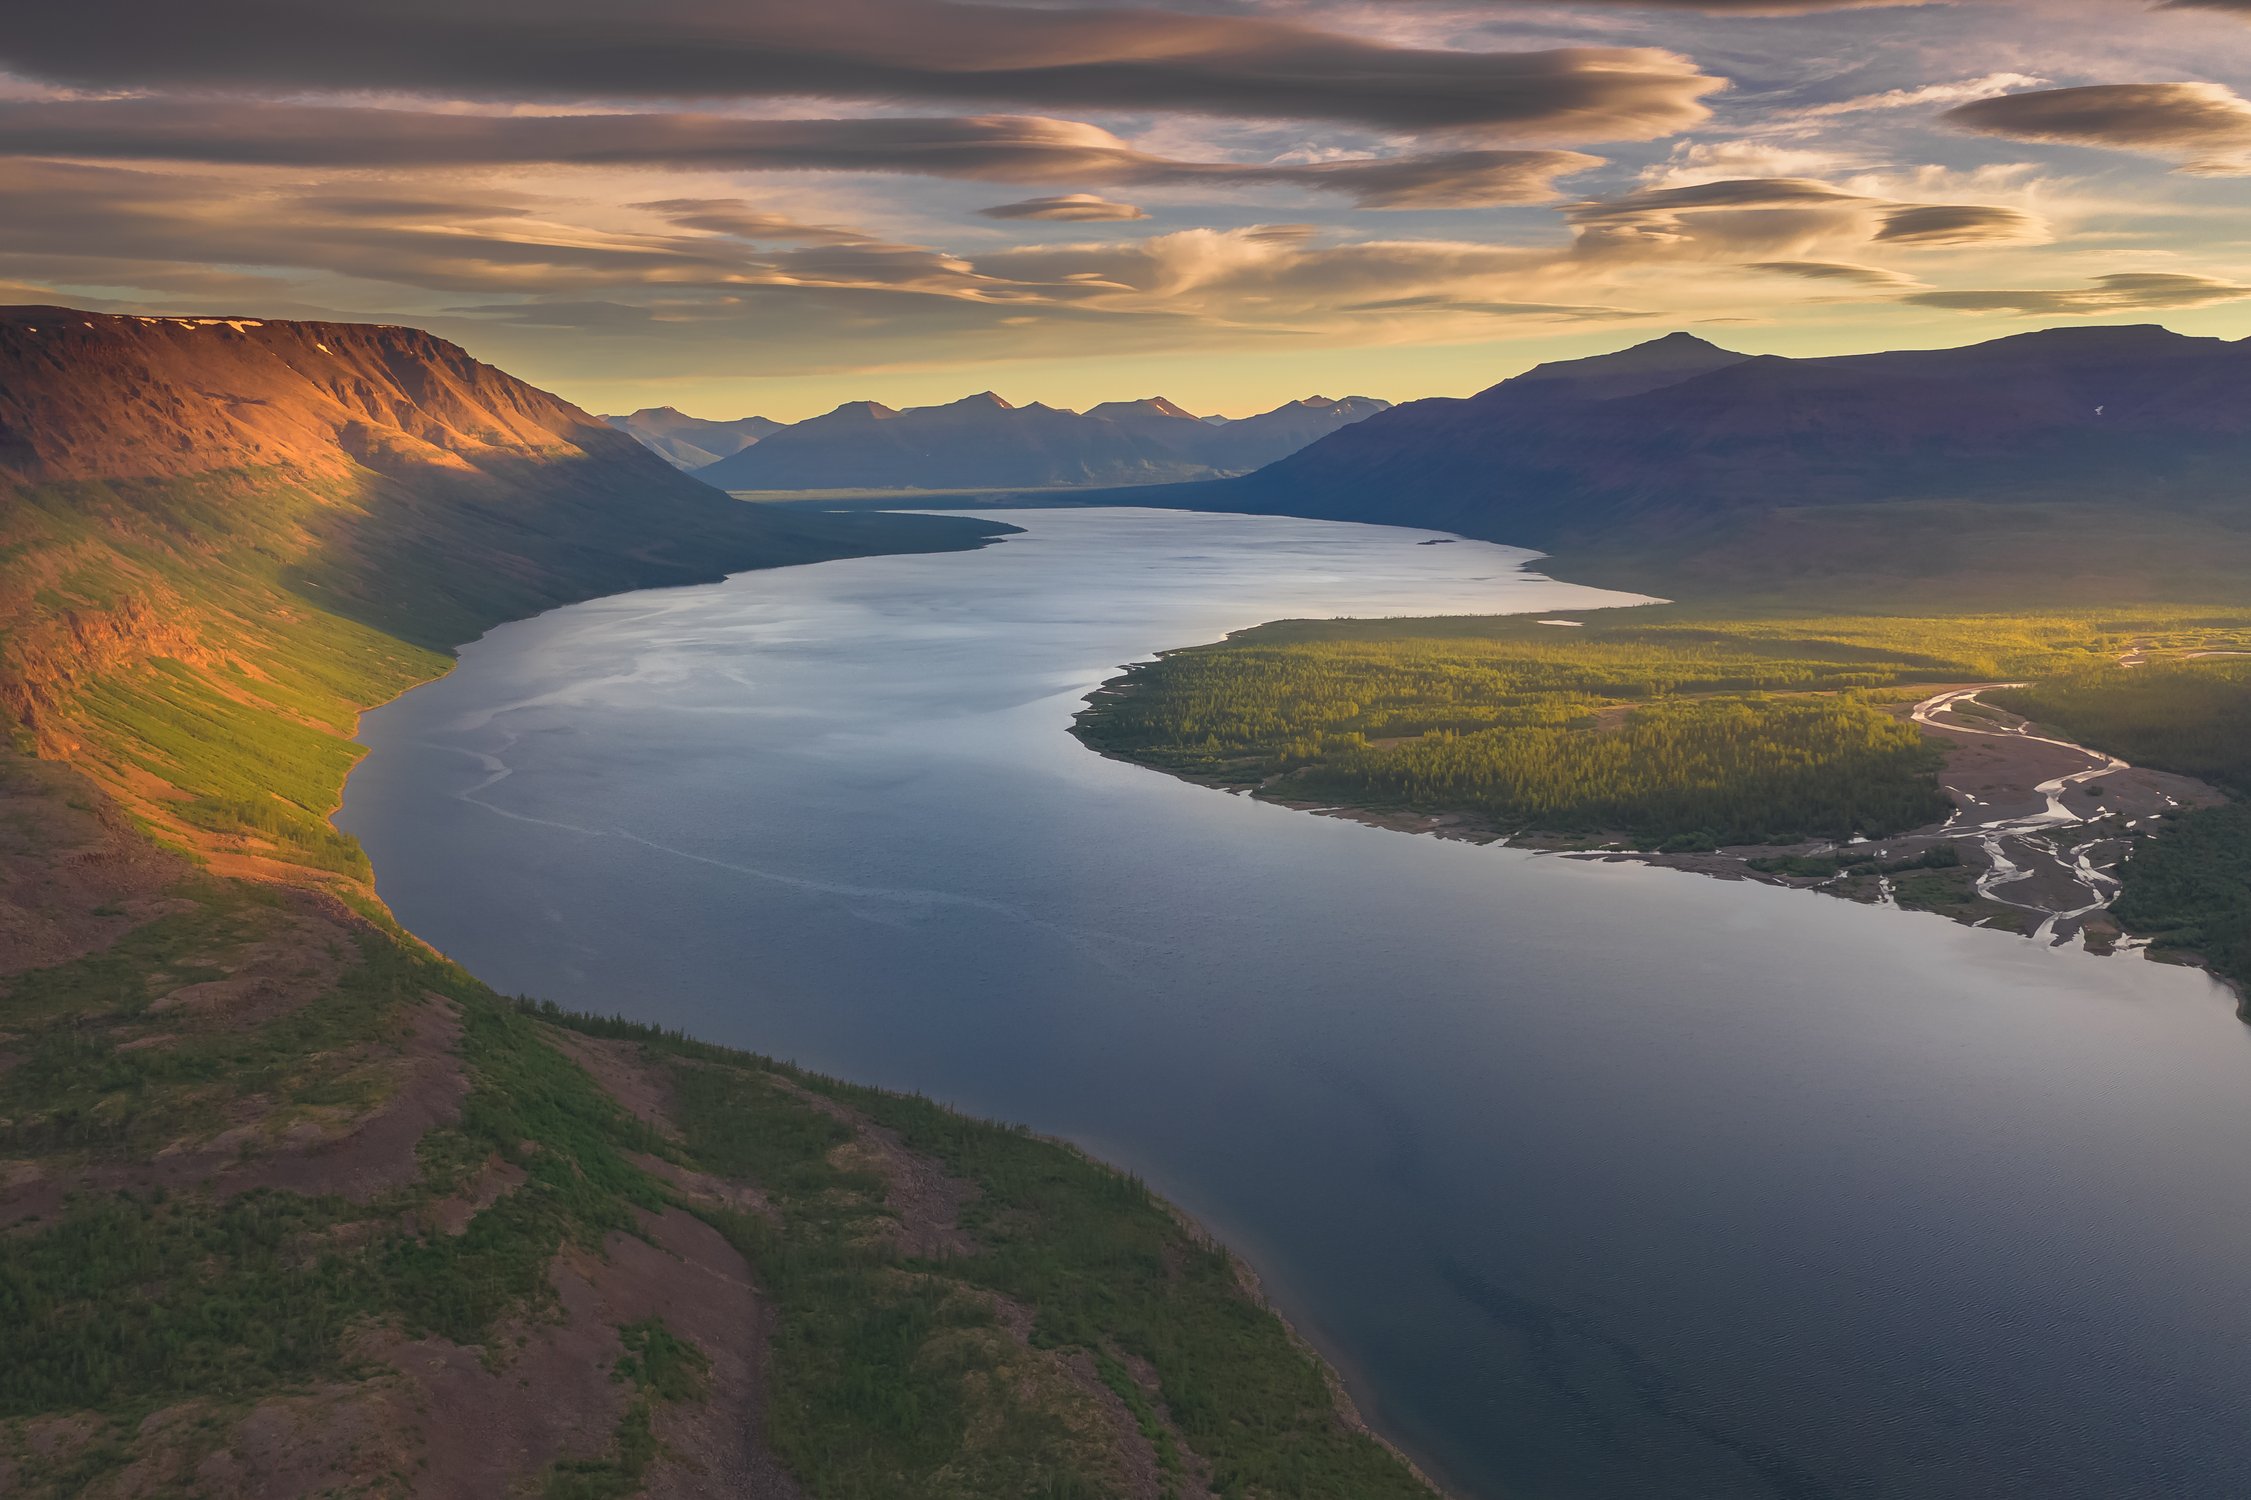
[{"left": 1, "top": 0, "right": 2248, "bottom": 420}]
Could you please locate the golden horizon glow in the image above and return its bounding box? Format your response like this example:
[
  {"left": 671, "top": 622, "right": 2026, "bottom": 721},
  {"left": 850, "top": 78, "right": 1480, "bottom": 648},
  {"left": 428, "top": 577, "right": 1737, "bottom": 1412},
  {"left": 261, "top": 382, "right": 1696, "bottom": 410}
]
[{"left": 2, "top": 0, "right": 2249, "bottom": 419}]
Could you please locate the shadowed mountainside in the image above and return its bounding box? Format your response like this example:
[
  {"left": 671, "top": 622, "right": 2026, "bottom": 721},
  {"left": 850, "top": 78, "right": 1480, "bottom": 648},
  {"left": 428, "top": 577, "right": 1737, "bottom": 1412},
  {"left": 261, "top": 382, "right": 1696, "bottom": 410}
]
[
  {"left": 0, "top": 307, "right": 1434, "bottom": 1497},
  {"left": 696, "top": 389, "right": 1387, "bottom": 490},
  {"left": 1126, "top": 325, "right": 2251, "bottom": 600},
  {"left": 604, "top": 406, "right": 785, "bottom": 469}
]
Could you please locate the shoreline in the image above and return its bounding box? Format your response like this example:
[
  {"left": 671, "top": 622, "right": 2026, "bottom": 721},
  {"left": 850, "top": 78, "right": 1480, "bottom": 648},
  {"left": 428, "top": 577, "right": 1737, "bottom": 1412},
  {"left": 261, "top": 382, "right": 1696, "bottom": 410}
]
[
  {"left": 322, "top": 521, "right": 1454, "bottom": 1497},
  {"left": 1075, "top": 680, "right": 2245, "bottom": 1012}
]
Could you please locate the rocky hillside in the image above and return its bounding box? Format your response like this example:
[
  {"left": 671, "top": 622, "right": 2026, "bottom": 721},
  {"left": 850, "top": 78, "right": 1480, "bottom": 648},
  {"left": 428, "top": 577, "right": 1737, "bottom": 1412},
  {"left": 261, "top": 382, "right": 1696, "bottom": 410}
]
[
  {"left": 696, "top": 389, "right": 1387, "bottom": 490},
  {"left": 0, "top": 306, "right": 1436, "bottom": 1498}
]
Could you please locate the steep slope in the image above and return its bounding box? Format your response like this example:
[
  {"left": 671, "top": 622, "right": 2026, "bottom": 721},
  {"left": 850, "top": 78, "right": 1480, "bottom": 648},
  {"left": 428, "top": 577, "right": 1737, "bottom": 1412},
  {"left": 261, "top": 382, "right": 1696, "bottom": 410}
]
[
  {"left": 697, "top": 389, "right": 1389, "bottom": 490},
  {"left": 1082, "top": 395, "right": 1214, "bottom": 463},
  {"left": 1197, "top": 396, "right": 1394, "bottom": 473},
  {"left": 1157, "top": 326, "right": 2251, "bottom": 597},
  {"left": 0, "top": 306, "right": 975, "bottom": 653},
  {"left": 604, "top": 405, "right": 785, "bottom": 469},
  {"left": 0, "top": 307, "right": 1436, "bottom": 1499}
]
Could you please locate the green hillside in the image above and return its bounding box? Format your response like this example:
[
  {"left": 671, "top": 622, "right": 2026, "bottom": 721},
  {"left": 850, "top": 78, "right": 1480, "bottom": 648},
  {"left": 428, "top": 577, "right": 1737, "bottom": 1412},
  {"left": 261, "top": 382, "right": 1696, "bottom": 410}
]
[{"left": 0, "top": 315, "right": 1438, "bottom": 1495}]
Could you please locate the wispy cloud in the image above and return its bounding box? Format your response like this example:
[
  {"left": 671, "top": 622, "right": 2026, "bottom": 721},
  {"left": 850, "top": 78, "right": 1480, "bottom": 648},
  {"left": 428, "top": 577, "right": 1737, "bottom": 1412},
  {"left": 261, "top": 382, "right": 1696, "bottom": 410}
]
[
  {"left": 1788, "top": 71, "right": 2049, "bottom": 121},
  {"left": 3, "top": 0, "right": 2248, "bottom": 411},
  {"left": 1568, "top": 176, "right": 2049, "bottom": 261},
  {"left": 979, "top": 194, "right": 1148, "bottom": 222},
  {"left": 1906, "top": 270, "right": 2251, "bottom": 313},
  {"left": 1745, "top": 260, "right": 1927, "bottom": 289},
  {"left": 0, "top": 99, "right": 1601, "bottom": 209}
]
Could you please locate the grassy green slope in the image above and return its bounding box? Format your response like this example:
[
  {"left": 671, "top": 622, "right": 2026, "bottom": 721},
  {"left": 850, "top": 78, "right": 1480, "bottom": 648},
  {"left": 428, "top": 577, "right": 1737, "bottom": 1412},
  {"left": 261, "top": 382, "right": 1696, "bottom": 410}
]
[{"left": 0, "top": 449, "right": 1431, "bottom": 1494}]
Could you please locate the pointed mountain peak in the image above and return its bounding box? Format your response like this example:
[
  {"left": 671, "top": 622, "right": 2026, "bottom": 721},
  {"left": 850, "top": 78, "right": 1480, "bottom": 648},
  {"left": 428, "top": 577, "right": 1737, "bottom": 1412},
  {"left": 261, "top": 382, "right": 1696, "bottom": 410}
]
[
  {"left": 948, "top": 390, "right": 1015, "bottom": 410},
  {"left": 1087, "top": 396, "right": 1200, "bottom": 421}
]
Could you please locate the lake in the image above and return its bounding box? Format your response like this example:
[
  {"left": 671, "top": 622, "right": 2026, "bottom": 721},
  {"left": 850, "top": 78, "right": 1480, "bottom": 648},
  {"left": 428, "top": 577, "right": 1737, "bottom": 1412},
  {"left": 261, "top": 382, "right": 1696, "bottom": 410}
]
[{"left": 340, "top": 508, "right": 2251, "bottom": 1499}]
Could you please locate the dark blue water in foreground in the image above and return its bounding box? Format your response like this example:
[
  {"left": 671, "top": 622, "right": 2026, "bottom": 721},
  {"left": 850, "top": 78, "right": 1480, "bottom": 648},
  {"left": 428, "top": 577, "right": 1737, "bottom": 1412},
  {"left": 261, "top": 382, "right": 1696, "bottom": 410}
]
[{"left": 342, "top": 509, "right": 2251, "bottom": 1499}]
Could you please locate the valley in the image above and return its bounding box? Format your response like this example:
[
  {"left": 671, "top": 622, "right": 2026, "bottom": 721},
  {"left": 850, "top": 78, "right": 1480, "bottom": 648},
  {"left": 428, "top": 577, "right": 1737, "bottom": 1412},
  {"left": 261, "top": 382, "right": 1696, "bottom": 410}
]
[
  {"left": 341, "top": 507, "right": 2251, "bottom": 1500},
  {"left": 9, "top": 0, "right": 2251, "bottom": 1493},
  {"left": 9, "top": 306, "right": 2251, "bottom": 1500},
  {"left": 0, "top": 313, "right": 1434, "bottom": 1497}
]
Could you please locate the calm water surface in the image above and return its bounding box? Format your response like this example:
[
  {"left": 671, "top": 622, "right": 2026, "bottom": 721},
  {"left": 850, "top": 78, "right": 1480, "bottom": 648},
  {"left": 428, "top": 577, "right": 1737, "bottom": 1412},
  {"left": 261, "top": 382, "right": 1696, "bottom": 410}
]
[{"left": 342, "top": 509, "right": 2251, "bottom": 1499}]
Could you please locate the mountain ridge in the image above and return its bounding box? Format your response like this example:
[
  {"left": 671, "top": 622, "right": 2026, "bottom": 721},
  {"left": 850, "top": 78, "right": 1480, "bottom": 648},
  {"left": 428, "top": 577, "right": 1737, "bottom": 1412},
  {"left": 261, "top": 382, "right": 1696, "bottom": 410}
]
[
  {"left": 1114, "top": 323, "right": 2251, "bottom": 597},
  {"left": 601, "top": 405, "right": 783, "bottom": 468},
  {"left": 668, "top": 389, "right": 1389, "bottom": 490}
]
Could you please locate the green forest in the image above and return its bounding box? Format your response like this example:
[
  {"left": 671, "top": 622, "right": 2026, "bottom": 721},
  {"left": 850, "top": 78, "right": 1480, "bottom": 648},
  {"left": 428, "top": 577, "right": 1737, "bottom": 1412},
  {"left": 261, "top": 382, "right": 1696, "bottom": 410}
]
[{"left": 1076, "top": 608, "right": 2251, "bottom": 848}]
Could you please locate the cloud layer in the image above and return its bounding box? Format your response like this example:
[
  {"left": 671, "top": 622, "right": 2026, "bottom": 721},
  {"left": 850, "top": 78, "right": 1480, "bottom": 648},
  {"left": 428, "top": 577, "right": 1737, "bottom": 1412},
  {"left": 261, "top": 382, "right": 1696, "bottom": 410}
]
[
  {"left": 1567, "top": 177, "right": 2049, "bottom": 260},
  {"left": 1907, "top": 271, "right": 2251, "bottom": 313},
  {"left": 0, "top": 1, "right": 1720, "bottom": 138},
  {"left": 1946, "top": 81, "right": 2251, "bottom": 171},
  {"left": 0, "top": 100, "right": 1600, "bottom": 210},
  {"left": 980, "top": 194, "right": 1148, "bottom": 222},
  {"left": 0, "top": 0, "right": 2246, "bottom": 413}
]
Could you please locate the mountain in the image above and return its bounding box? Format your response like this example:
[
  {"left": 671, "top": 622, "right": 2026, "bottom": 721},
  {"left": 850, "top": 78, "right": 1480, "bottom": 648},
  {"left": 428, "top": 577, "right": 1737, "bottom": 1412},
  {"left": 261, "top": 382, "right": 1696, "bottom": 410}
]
[
  {"left": 603, "top": 404, "right": 784, "bottom": 468},
  {"left": 0, "top": 306, "right": 982, "bottom": 654},
  {"left": 1151, "top": 326, "right": 2251, "bottom": 595},
  {"left": 1200, "top": 395, "right": 1393, "bottom": 472},
  {"left": 695, "top": 389, "right": 1389, "bottom": 490},
  {"left": 0, "top": 308, "right": 1426, "bottom": 1498}
]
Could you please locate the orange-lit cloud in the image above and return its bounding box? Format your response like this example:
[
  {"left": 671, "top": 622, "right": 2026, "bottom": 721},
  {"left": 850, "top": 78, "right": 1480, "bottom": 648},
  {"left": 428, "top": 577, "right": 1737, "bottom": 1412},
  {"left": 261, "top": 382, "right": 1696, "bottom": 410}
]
[
  {"left": 0, "top": 100, "right": 1600, "bottom": 210},
  {"left": 0, "top": 0, "right": 2245, "bottom": 416},
  {"left": 980, "top": 195, "right": 1149, "bottom": 222}
]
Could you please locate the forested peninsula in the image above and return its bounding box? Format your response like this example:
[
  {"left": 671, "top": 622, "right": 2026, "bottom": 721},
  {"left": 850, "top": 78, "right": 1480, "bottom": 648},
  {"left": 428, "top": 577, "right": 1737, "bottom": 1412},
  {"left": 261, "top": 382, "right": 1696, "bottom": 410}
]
[{"left": 1076, "top": 607, "right": 2251, "bottom": 992}]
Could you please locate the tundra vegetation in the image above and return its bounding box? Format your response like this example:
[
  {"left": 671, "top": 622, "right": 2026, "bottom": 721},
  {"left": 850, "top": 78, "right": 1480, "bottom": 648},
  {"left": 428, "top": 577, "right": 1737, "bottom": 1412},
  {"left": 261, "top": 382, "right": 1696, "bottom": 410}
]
[
  {"left": 1075, "top": 606, "right": 2251, "bottom": 972},
  {"left": 0, "top": 452, "right": 1428, "bottom": 1496}
]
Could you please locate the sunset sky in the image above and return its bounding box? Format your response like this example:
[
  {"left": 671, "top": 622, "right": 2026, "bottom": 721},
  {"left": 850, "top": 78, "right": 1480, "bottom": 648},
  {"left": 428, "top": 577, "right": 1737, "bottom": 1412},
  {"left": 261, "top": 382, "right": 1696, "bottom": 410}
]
[{"left": 3, "top": 0, "right": 2249, "bottom": 419}]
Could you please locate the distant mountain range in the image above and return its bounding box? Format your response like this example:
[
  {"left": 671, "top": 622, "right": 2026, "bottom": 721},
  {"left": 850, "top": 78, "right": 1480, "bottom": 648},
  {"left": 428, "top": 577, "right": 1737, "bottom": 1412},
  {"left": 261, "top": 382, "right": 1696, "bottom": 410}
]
[
  {"left": 606, "top": 391, "right": 1388, "bottom": 490},
  {"left": 602, "top": 406, "right": 785, "bottom": 469},
  {"left": 1137, "top": 325, "right": 2251, "bottom": 594}
]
